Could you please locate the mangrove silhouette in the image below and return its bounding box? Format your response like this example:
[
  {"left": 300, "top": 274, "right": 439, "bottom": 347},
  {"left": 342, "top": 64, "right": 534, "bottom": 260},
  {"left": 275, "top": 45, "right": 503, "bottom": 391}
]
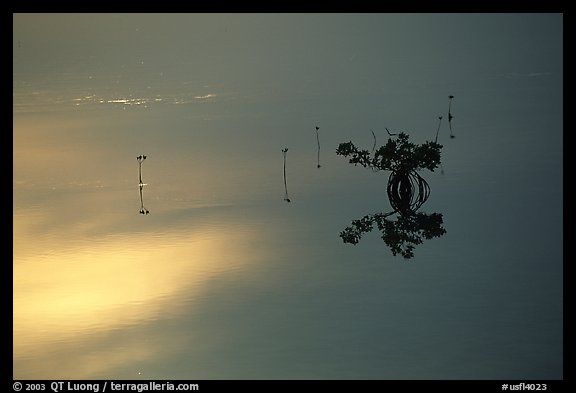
[{"left": 336, "top": 132, "right": 446, "bottom": 259}]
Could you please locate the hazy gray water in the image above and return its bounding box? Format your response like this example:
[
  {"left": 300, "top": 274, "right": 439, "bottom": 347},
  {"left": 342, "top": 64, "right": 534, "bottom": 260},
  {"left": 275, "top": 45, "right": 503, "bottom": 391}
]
[{"left": 13, "top": 13, "right": 562, "bottom": 379}]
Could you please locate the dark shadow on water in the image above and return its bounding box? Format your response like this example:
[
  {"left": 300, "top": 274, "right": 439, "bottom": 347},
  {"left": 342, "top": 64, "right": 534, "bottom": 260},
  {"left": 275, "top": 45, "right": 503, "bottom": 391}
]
[{"left": 336, "top": 132, "right": 447, "bottom": 259}]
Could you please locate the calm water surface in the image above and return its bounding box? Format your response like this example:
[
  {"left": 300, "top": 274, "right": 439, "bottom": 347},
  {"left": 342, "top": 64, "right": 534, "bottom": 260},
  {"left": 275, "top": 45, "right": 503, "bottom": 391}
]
[{"left": 13, "top": 13, "right": 562, "bottom": 379}]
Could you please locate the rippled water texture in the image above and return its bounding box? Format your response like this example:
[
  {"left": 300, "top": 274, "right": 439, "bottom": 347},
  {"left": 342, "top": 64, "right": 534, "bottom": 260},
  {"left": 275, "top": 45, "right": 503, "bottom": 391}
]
[{"left": 13, "top": 13, "right": 563, "bottom": 379}]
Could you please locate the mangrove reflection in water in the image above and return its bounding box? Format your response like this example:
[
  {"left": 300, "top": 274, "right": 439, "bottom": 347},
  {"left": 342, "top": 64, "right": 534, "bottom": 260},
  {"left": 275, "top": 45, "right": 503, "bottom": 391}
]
[
  {"left": 282, "top": 148, "right": 291, "bottom": 203},
  {"left": 138, "top": 185, "right": 150, "bottom": 215},
  {"left": 314, "top": 126, "right": 321, "bottom": 168},
  {"left": 337, "top": 131, "right": 447, "bottom": 258},
  {"left": 448, "top": 95, "right": 455, "bottom": 139}
]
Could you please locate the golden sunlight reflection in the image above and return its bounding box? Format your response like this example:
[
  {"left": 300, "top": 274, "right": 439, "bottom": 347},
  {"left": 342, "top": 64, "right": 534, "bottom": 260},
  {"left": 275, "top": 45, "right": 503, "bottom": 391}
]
[
  {"left": 193, "top": 93, "right": 217, "bottom": 100},
  {"left": 14, "top": 76, "right": 231, "bottom": 113},
  {"left": 13, "top": 220, "right": 265, "bottom": 377}
]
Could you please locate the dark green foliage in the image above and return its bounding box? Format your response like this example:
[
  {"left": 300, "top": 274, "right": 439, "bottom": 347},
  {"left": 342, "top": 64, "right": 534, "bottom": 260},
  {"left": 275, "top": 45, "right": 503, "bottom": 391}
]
[
  {"left": 336, "top": 133, "right": 442, "bottom": 173},
  {"left": 340, "top": 211, "right": 446, "bottom": 259}
]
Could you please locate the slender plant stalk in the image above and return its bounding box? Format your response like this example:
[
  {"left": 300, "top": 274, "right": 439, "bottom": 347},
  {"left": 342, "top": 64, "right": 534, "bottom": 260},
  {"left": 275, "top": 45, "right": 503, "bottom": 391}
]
[
  {"left": 282, "top": 148, "right": 290, "bottom": 202},
  {"left": 434, "top": 116, "right": 443, "bottom": 143},
  {"left": 315, "top": 127, "right": 321, "bottom": 168},
  {"left": 448, "top": 95, "right": 454, "bottom": 138}
]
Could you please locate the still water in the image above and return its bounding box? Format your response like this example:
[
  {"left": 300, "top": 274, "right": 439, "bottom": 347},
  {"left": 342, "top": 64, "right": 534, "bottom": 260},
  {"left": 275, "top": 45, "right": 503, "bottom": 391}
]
[{"left": 13, "top": 13, "right": 562, "bottom": 379}]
